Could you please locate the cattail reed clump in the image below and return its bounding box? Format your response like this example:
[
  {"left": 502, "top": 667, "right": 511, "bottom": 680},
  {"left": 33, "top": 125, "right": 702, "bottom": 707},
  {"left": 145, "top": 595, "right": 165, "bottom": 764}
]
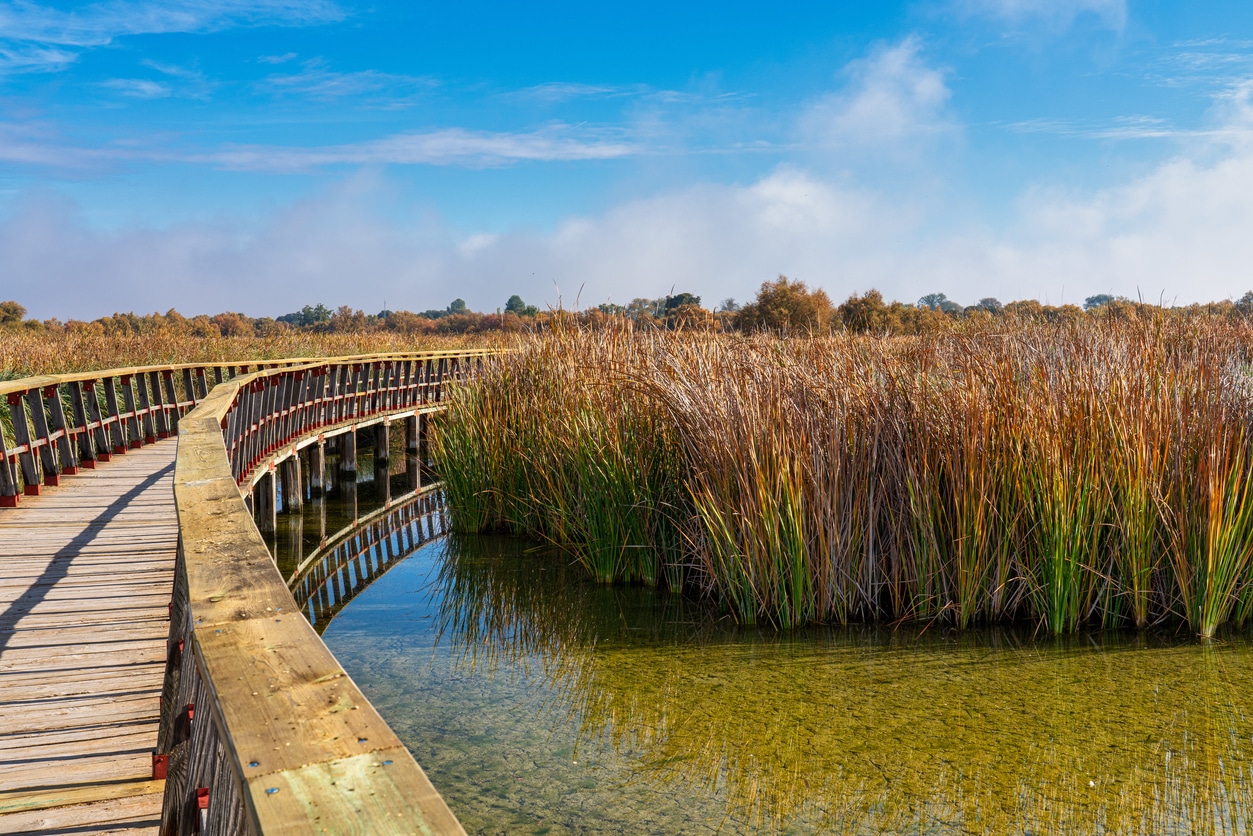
[{"left": 432, "top": 316, "right": 1253, "bottom": 636}]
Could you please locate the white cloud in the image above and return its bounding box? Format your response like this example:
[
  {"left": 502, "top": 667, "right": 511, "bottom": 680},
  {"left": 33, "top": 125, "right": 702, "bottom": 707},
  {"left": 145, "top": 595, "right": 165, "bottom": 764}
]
[
  {"left": 800, "top": 38, "right": 955, "bottom": 151},
  {"left": 0, "top": 0, "right": 344, "bottom": 46},
  {"left": 193, "top": 126, "right": 639, "bottom": 170},
  {"left": 955, "top": 0, "right": 1126, "bottom": 31},
  {"left": 13, "top": 134, "right": 1253, "bottom": 322},
  {"left": 258, "top": 51, "right": 298, "bottom": 65},
  {"left": 0, "top": 1, "right": 341, "bottom": 77},
  {"left": 259, "top": 62, "right": 437, "bottom": 102},
  {"left": 99, "top": 78, "right": 172, "bottom": 98},
  {"left": 0, "top": 41, "right": 76, "bottom": 72},
  {"left": 0, "top": 120, "right": 639, "bottom": 172},
  {"left": 509, "top": 82, "right": 634, "bottom": 103}
]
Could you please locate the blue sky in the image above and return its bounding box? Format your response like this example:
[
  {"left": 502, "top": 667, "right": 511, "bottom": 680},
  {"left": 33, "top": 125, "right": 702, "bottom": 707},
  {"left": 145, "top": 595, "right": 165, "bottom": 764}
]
[{"left": 4, "top": 1, "right": 1253, "bottom": 319}]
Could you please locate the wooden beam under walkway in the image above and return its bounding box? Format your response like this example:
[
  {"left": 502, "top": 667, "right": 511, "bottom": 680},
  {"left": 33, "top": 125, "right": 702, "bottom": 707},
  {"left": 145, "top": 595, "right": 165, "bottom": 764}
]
[{"left": 0, "top": 442, "right": 177, "bottom": 835}]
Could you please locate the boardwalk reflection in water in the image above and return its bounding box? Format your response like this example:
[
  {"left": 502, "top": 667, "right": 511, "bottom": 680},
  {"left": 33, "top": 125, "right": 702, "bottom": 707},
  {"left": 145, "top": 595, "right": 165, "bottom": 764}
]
[{"left": 288, "top": 504, "right": 1253, "bottom": 834}]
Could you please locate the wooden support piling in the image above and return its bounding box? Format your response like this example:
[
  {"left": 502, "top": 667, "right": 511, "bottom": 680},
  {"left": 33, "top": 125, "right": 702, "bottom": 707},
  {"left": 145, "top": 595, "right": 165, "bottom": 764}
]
[
  {"left": 255, "top": 470, "right": 277, "bottom": 533},
  {"left": 280, "top": 454, "right": 303, "bottom": 514},
  {"left": 340, "top": 429, "right": 357, "bottom": 474},
  {"left": 374, "top": 421, "right": 390, "bottom": 462},
  {"left": 309, "top": 441, "right": 325, "bottom": 493}
]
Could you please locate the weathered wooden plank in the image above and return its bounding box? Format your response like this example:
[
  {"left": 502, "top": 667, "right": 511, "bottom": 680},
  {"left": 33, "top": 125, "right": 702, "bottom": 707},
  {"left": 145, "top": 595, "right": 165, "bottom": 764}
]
[
  {"left": 0, "top": 777, "right": 163, "bottom": 814},
  {"left": 0, "top": 718, "right": 154, "bottom": 751},
  {"left": 0, "top": 782, "right": 162, "bottom": 831},
  {"left": 0, "top": 441, "right": 176, "bottom": 836},
  {"left": 0, "top": 750, "right": 155, "bottom": 793},
  {"left": 0, "top": 720, "right": 154, "bottom": 754}
]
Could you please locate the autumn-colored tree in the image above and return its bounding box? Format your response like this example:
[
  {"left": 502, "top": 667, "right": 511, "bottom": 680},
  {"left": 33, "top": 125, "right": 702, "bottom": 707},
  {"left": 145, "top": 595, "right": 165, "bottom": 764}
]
[
  {"left": 210, "top": 312, "right": 254, "bottom": 337},
  {"left": 839, "top": 290, "right": 890, "bottom": 333},
  {"left": 0, "top": 300, "right": 26, "bottom": 324},
  {"left": 737, "top": 276, "right": 834, "bottom": 333}
]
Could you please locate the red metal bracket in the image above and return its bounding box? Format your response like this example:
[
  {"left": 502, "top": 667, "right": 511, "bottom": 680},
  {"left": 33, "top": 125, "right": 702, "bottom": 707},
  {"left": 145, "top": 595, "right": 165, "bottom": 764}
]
[
  {"left": 152, "top": 753, "right": 169, "bottom": 780},
  {"left": 6, "top": 393, "right": 21, "bottom": 406}
]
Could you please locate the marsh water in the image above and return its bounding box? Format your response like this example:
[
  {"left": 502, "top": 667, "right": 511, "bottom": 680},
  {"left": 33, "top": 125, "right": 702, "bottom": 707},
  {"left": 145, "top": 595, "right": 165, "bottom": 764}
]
[{"left": 270, "top": 443, "right": 1253, "bottom": 835}]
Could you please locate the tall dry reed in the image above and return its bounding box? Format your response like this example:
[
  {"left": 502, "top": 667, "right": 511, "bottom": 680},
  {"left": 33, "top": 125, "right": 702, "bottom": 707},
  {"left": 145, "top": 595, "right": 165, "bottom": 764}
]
[{"left": 433, "top": 316, "right": 1253, "bottom": 635}]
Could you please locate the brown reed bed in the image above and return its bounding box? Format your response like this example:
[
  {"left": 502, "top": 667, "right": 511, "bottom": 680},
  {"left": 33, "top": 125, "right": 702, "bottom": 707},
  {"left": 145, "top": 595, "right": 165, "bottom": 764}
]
[
  {"left": 433, "top": 316, "right": 1253, "bottom": 636},
  {"left": 0, "top": 329, "right": 496, "bottom": 378}
]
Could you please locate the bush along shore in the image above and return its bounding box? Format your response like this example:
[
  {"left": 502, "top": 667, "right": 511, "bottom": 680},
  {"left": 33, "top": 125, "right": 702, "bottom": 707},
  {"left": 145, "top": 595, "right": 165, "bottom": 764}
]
[{"left": 433, "top": 317, "right": 1253, "bottom": 637}]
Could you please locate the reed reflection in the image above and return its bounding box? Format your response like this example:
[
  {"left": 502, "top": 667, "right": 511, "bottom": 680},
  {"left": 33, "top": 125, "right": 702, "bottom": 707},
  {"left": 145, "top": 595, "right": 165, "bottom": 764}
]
[{"left": 432, "top": 535, "right": 1253, "bottom": 835}]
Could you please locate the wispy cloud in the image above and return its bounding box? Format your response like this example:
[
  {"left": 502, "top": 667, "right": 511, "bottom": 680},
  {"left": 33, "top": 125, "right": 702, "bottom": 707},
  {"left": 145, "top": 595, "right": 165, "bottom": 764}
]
[
  {"left": 953, "top": 0, "right": 1127, "bottom": 31},
  {"left": 258, "top": 51, "right": 298, "bottom": 65},
  {"left": 259, "top": 61, "right": 437, "bottom": 103},
  {"left": 0, "top": 122, "right": 640, "bottom": 171},
  {"left": 509, "top": 82, "right": 635, "bottom": 103},
  {"left": 1150, "top": 38, "right": 1253, "bottom": 92},
  {"left": 0, "top": 1, "right": 342, "bottom": 76},
  {"left": 99, "top": 77, "right": 172, "bottom": 98},
  {"left": 1006, "top": 114, "right": 1188, "bottom": 139},
  {"left": 200, "top": 126, "right": 639, "bottom": 170},
  {"left": 0, "top": 0, "right": 344, "bottom": 46},
  {"left": 0, "top": 41, "right": 76, "bottom": 73}
]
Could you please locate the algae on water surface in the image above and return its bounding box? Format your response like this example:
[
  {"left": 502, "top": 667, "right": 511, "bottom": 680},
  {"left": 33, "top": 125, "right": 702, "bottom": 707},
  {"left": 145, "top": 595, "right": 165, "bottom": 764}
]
[{"left": 315, "top": 523, "right": 1253, "bottom": 835}]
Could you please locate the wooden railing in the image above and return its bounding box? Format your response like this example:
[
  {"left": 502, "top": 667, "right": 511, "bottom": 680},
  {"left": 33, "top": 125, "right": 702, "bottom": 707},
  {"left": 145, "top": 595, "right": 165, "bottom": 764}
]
[
  {"left": 0, "top": 356, "right": 402, "bottom": 505},
  {"left": 164, "top": 350, "right": 490, "bottom": 834},
  {"left": 0, "top": 362, "right": 247, "bottom": 504},
  {"left": 0, "top": 350, "right": 494, "bottom": 834}
]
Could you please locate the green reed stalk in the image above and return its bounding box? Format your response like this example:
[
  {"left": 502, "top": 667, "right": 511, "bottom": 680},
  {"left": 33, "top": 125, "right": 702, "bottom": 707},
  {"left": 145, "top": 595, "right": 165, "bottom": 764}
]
[{"left": 433, "top": 319, "right": 1253, "bottom": 635}]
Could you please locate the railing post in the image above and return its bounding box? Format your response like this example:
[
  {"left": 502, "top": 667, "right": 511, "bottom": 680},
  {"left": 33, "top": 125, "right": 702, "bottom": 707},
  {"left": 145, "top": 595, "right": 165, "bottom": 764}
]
[
  {"left": 83, "top": 380, "right": 112, "bottom": 462},
  {"left": 119, "top": 375, "right": 142, "bottom": 449},
  {"left": 182, "top": 367, "right": 197, "bottom": 409},
  {"left": 149, "top": 371, "right": 171, "bottom": 439},
  {"left": 136, "top": 373, "right": 157, "bottom": 444},
  {"left": 44, "top": 384, "right": 79, "bottom": 476},
  {"left": 9, "top": 393, "right": 41, "bottom": 495},
  {"left": 27, "top": 388, "right": 61, "bottom": 486},
  {"left": 0, "top": 416, "right": 20, "bottom": 506},
  {"left": 163, "top": 370, "right": 180, "bottom": 434},
  {"left": 102, "top": 377, "right": 126, "bottom": 453},
  {"left": 68, "top": 381, "right": 98, "bottom": 469}
]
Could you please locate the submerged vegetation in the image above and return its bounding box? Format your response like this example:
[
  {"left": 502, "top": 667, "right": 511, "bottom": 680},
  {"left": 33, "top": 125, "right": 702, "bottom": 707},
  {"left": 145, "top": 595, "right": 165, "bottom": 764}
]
[{"left": 434, "top": 316, "right": 1253, "bottom": 637}]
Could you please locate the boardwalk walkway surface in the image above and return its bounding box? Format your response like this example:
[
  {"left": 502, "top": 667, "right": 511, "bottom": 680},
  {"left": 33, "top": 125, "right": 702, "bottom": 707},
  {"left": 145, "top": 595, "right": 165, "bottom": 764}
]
[{"left": 0, "top": 443, "right": 176, "bottom": 835}]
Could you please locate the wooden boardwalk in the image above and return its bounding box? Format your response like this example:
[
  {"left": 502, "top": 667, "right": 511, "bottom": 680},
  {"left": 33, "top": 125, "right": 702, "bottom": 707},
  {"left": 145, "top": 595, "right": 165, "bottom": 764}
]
[{"left": 0, "top": 443, "right": 177, "bottom": 835}]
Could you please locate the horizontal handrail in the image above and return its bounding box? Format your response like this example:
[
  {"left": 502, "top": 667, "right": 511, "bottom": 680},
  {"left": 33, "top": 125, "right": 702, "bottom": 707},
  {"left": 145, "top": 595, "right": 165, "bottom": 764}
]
[
  {"left": 0, "top": 350, "right": 494, "bottom": 507},
  {"left": 161, "top": 350, "right": 489, "bottom": 834}
]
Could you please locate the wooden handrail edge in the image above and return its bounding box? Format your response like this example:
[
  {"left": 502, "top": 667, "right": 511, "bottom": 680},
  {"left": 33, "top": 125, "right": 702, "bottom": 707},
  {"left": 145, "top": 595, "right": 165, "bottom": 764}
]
[
  {"left": 0, "top": 349, "right": 499, "bottom": 398},
  {"left": 172, "top": 358, "right": 474, "bottom": 833}
]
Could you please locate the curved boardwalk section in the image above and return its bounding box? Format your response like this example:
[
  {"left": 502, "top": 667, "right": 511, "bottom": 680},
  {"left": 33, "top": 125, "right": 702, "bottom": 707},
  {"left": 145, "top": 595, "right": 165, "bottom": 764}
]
[
  {"left": 0, "top": 351, "right": 486, "bottom": 834},
  {"left": 0, "top": 442, "right": 176, "bottom": 834}
]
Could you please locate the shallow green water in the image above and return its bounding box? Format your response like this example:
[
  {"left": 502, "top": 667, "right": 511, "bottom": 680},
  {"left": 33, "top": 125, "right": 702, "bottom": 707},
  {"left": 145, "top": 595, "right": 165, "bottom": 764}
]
[{"left": 267, "top": 477, "right": 1253, "bottom": 835}]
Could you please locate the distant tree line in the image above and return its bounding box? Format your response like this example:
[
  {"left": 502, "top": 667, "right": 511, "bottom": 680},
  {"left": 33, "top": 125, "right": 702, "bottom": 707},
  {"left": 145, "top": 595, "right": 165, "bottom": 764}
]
[{"left": 4, "top": 283, "right": 1253, "bottom": 338}]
